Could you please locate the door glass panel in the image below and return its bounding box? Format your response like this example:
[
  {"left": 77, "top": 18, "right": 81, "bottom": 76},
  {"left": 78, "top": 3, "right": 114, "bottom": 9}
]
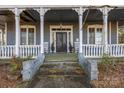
[
  {"left": 21, "top": 28, "right": 26, "bottom": 45},
  {"left": 96, "top": 28, "right": 102, "bottom": 44},
  {"left": 28, "top": 28, "right": 34, "bottom": 45},
  {"left": 63, "top": 33, "right": 67, "bottom": 50},
  {"left": 89, "top": 28, "right": 95, "bottom": 44},
  {"left": 0, "top": 30, "right": 2, "bottom": 45},
  {"left": 56, "top": 32, "right": 67, "bottom": 52}
]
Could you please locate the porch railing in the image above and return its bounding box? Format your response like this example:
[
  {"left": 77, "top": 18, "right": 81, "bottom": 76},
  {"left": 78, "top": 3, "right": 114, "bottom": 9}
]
[
  {"left": 1, "top": 44, "right": 124, "bottom": 59},
  {"left": 82, "top": 44, "right": 124, "bottom": 58},
  {"left": 108, "top": 44, "right": 124, "bottom": 57},
  {"left": 0, "top": 45, "right": 15, "bottom": 59},
  {"left": 82, "top": 44, "right": 104, "bottom": 58},
  {"left": 19, "top": 45, "right": 41, "bottom": 58}
]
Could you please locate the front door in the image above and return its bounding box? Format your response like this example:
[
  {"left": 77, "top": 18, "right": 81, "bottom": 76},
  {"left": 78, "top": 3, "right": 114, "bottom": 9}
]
[{"left": 56, "top": 32, "right": 67, "bottom": 52}]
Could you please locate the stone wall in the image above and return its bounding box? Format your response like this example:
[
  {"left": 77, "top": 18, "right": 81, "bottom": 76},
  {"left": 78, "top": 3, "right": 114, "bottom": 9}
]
[
  {"left": 21, "top": 54, "right": 45, "bottom": 81},
  {"left": 78, "top": 53, "right": 99, "bottom": 80}
]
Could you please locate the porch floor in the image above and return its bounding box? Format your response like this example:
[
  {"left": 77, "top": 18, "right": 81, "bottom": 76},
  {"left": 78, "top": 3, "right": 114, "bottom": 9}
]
[{"left": 45, "top": 53, "right": 78, "bottom": 62}]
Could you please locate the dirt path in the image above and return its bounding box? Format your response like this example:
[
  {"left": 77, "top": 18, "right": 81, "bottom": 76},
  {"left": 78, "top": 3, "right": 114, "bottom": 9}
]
[{"left": 30, "top": 61, "right": 90, "bottom": 88}]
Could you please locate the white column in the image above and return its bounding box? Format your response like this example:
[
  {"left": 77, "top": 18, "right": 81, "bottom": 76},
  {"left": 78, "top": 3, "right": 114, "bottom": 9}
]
[
  {"left": 103, "top": 7, "right": 108, "bottom": 47},
  {"left": 73, "top": 7, "right": 85, "bottom": 53},
  {"left": 78, "top": 7, "right": 85, "bottom": 53},
  {"left": 38, "top": 8, "right": 49, "bottom": 54},
  {"left": 100, "top": 7, "right": 112, "bottom": 53},
  {"left": 40, "top": 11, "right": 44, "bottom": 54},
  {"left": 15, "top": 8, "right": 20, "bottom": 56},
  {"left": 79, "top": 11, "right": 83, "bottom": 53}
]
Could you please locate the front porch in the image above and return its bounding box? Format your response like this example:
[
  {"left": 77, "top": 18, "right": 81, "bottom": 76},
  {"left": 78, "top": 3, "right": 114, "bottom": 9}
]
[{"left": 1, "top": 6, "right": 124, "bottom": 59}]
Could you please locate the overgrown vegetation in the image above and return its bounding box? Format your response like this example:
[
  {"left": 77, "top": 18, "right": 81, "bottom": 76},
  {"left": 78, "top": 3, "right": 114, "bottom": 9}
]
[
  {"left": 91, "top": 53, "right": 124, "bottom": 88},
  {"left": 99, "top": 53, "right": 112, "bottom": 75},
  {"left": 9, "top": 56, "right": 23, "bottom": 75},
  {"left": 9, "top": 56, "right": 33, "bottom": 75}
]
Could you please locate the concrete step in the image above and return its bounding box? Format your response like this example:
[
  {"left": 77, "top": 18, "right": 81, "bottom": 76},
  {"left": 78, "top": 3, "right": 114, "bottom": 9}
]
[
  {"left": 30, "top": 61, "right": 90, "bottom": 88},
  {"left": 39, "top": 61, "right": 84, "bottom": 76}
]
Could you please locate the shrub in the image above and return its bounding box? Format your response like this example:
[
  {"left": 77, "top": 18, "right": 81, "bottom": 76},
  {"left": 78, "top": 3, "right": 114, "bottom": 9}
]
[
  {"left": 9, "top": 56, "right": 23, "bottom": 74},
  {"left": 100, "top": 53, "right": 112, "bottom": 75}
]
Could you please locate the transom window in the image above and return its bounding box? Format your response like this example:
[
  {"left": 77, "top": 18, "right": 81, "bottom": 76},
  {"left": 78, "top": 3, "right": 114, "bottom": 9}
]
[
  {"left": 87, "top": 25, "right": 103, "bottom": 44},
  {"left": 20, "top": 25, "right": 36, "bottom": 45}
]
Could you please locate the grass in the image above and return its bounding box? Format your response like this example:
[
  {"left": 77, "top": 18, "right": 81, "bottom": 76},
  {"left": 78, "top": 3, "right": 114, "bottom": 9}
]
[{"left": 45, "top": 53, "right": 78, "bottom": 62}]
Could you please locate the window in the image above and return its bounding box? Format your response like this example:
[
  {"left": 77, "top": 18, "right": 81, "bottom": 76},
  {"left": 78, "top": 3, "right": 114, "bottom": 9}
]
[
  {"left": 118, "top": 25, "right": 124, "bottom": 44},
  {"left": 95, "top": 28, "right": 102, "bottom": 44},
  {"left": 21, "top": 28, "right": 27, "bottom": 45},
  {"left": 20, "top": 25, "right": 36, "bottom": 45},
  {"left": 88, "top": 25, "right": 103, "bottom": 44},
  {"left": 89, "top": 28, "right": 95, "bottom": 44},
  {"left": 0, "top": 28, "right": 6, "bottom": 45}
]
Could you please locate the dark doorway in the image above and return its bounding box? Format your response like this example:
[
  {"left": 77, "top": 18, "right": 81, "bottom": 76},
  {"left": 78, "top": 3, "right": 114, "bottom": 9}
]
[{"left": 56, "top": 32, "right": 67, "bottom": 52}]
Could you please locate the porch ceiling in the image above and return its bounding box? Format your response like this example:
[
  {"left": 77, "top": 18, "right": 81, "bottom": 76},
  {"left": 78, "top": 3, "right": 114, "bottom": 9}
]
[
  {"left": 0, "top": 9, "right": 124, "bottom": 22},
  {"left": 45, "top": 9, "right": 124, "bottom": 22}
]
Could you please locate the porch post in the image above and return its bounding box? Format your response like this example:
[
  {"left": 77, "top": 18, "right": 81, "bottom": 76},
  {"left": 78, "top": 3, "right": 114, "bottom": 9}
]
[
  {"left": 79, "top": 7, "right": 83, "bottom": 53},
  {"left": 73, "top": 7, "right": 85, "bottom": 53},
  {"left": 38, "top": 8, "right": 49, "bottom": 54},
  {"left": 40, "top": 8, "right": 44, "bottom": 54},
  {"left": 100, "top": 7, "right": 112, "bottom": 53},
  {"left": 103, "top": 7, "right": 108, "bottom": 53},
  {"left": 15, "top": 8, "right": 21, "bottom": 56}
]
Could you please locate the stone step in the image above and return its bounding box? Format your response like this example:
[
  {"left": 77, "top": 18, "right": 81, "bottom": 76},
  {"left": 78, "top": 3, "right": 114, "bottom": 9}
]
[
  {"left": 30, "top": 53, "right": 91, "bottom": 88},
  {"left": 38, "top": 61, "right": 85, "bottom": 76},
  {"left": 32, "top": 75, "right": 89, "bottom": 88},
  {"left": 42, "top": 62, "right": 82, "bottom": 70},
  {"left": 39, "top": 68, "right": 85, "bottom": 76},
  {"left": 45, "top": 61, "right": 77, "bottom": 63},
  {"left": 44, "top": 61, "right": 79, "bottom": 65},
  {"left": 45, "top": 53, "right": 78, "bottom": 62}
]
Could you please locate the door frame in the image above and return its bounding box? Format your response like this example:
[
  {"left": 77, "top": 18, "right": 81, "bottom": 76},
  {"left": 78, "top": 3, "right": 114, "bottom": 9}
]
[
  {"left": 50, "top": 25, "right": 73, "bottom": 53},
  {"left": 87, "top": 25, "right": 103, "bottom": 44}
]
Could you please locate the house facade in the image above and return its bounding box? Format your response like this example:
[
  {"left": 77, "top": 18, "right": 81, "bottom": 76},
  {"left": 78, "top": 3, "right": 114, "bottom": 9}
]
[{"left": 0, "top": 5, "right": 124, "bottom": 59}]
